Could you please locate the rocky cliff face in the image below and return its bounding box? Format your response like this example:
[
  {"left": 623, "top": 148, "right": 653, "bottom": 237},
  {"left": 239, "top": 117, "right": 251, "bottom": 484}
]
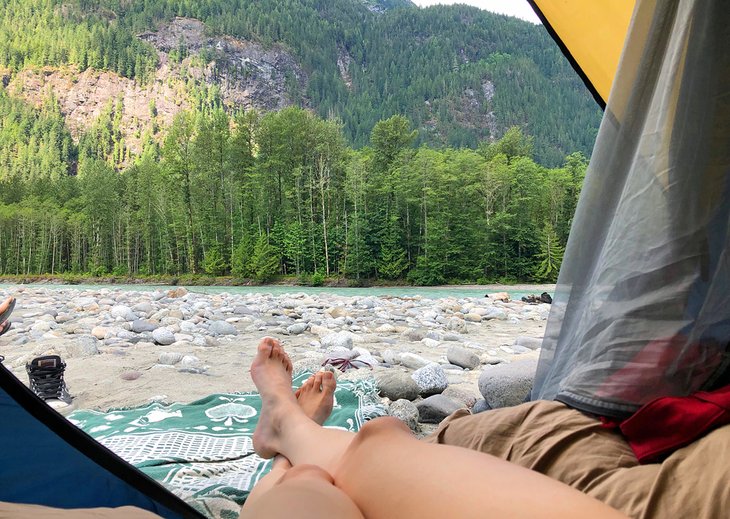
[
  {"left": 6, "top": 17, "right": 308, "bottom": 158},
  {"left": 139, "top": 17, "right": 308, "bottom": 111}
]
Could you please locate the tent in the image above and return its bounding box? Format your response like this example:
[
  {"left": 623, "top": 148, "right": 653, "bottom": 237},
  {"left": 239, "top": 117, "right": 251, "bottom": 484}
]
[
  {"left": 527, "top": 0, "right": 730, "bottom": 417},
  {"left": 1, "top": 0, "right": 727, "bottom": 514},
  {"left": 0, "top": 361, "right": 203, "bottom": 517}
]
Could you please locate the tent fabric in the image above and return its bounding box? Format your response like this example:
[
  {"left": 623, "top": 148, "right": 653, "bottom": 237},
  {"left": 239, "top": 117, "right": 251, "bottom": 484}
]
[
  {"left": 0, "top": 363, "right": 202, "bottom": 518},
  {"left": 531, "top": 0, "right": 730, "bottom": 417},
  {"left": 528, "top": 0, "right": 635, "bottom": 106}
]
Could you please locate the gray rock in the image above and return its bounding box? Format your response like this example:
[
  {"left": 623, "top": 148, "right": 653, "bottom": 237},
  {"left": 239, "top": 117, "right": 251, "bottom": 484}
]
[
  {"left": 110, "top": 305, "right": 137, "bottom": 321},
  {"left": 442, "top": 332, "right": 463, "bottom": 342},
  {"left": 399, "top": 352, "right": 430, "bottom": 370},
  {"left": 411, "top": 364, "right": 449, "bottom": 396},
  {"left": 376, "top": 371, "right": 420, "bottom": 401},
  {"left": 287, "top": 322, "right": 309, "bottom": 335},
  {"left": 514, "top": 336, "right": 543, "bottom": 350},
  {"left": 442, "top": 386, "right": 478, "bottom": 408},
  {"left": 131, "top": 320, "right": 158, "bottom": 333},
  {"left": 478, "top": 359, "right": 538, "bottom": 408},
  {"left": 420, "top": 337, "right": 440, "bottom": 348},
  {"left": 482, "top": 308, "right": 508, "bottom": 320},
  {"left": 234, "top": 305, "right": 255, "bottom": 316},
  {"left": 180, "top": 355, "right": 201, "bottom": 368},
  {"left": 158, "top": 352, "right": 183, "bottom": 365},
  {"left": 446, "top": 317, "right": 467, "bottom": 333},
  {"left": 512, "top": 345, "right": 532, "bottom": 354},
  {"left": 472, "top": 398, "right": 491, "bottom": 414},
  {"left": 424, "top": 331, "right": 443, "bottom": 341},
  {"left": 416, "top": 394, "right": 463, "bottom": 424},
  {"left": 401, "top": 328, "right": 426, "bottom": 342},
  {"left": 389, "top": 399, "right": 420, "bottom": 431},
  {"left": 63, "top": 335, "right": 100, "bottom": 357},
  {"left": 480, "top": 354, "right": 504, "bottom": 365},
  {"left": 132, "top": 302, "right": 154, "bottom": 314},
  {"left": 152, "top": 327, "right": 176, "bottom": 345},
  {"left": 209, "top": 320, "right": 237, "bottom": 336},
  {"left": 321, "top": 331, "right": 354, "bottom": 350},
  {"left": 446, "top": 345, "right": 480, "bottom": 370}
]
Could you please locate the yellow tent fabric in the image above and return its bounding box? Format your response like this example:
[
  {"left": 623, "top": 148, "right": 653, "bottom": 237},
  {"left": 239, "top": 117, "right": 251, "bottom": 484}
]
[{"left": 528, "top": 0, "right": 635, "bottom": 106}]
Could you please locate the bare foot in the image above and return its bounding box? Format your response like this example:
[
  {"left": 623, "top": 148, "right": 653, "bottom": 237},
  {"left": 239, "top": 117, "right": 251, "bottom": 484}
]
[
  {"left": 250, "top": 337, "right": 298, "bottom": 459},
  {"left": 295, "top": 371, "right": 336, "bottom": 425}
]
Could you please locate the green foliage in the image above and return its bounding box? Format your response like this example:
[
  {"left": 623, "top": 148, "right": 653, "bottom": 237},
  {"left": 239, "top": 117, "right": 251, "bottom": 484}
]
[
  {"left": 202, "top": 248, "right": 228, "bottom": 276},
  {"left": 534, "top": 222, "right": 564, "bottom": 281},
  {"left": 251, "top": 234, "right": 280, "bottom": 282},
  {"left": 0, "top": 91, "right": 588, "bottom": 283},
  {"left": 0, "top": 0, "right": 600, "bottom": 166},
  {"left": 310, "top": 271, "right": 325, "bottom": 286}
]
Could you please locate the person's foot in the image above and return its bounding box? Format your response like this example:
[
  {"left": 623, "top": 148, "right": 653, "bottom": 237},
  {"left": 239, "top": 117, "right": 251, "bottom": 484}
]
[
  {"left": 250, "top": 337, "right": 298, "bottom": 459},
  {"left": 295, "top": 371, "right": 336, "bottom": 425},
  {"left": 0, "top": 296, "right": 15, "bottom": 324}
]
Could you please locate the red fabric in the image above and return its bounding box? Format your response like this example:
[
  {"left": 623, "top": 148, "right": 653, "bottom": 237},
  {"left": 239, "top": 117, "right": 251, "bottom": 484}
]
[{"left": 617, "top": 384, "right": 730, "bottom": 463}]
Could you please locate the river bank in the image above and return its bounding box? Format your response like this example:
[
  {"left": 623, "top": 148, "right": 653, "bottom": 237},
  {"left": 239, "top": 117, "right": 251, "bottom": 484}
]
[{"left": 0, "top": 285, "right": 550, "bottom": 426}]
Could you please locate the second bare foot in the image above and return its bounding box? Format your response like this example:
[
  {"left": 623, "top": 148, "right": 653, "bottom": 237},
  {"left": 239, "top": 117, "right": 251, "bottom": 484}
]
[{"left": 295, "top": 371, "right": 336, "bottom": 425}]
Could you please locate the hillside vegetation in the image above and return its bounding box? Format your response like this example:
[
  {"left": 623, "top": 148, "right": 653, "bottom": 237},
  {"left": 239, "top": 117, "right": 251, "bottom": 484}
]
[
  {"left": 0, "top": 0, "right": 600, "bottom": 165},
  {"left": 0, "top": 0, "right": 595, "bottom": 284}
]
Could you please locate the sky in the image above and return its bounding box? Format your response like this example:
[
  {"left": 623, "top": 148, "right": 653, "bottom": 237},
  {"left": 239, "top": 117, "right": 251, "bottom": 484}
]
[{"left": 411, "top": 0, "right": 542, "bottom": 24}]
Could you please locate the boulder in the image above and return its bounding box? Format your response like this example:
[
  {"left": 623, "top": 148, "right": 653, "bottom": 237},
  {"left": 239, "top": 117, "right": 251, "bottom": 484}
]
[
  {"left": 388, "top": 399, "right": 420, "bottom": 432},
  {"left": 287, "top": 322, "right": 309, "bottom": 335},
  {"left": 376, "top": 371, "right": 420, "bottom": 401},
  {"left": 399, "top": 352, "right": 430, "bottom": 370},
  {"left": 472, "top": 398, "right": 491, "bottom": 414},
  {"left": 478, "top": 359, "right": 538, "bottom": 408},
  {"left": 411, "top": 364, "right": 449, "bottom": 396},
  {"left": 441, "top": 386, "right": 478, "bottom": 408},
  {"left": 416, "top": 395, "right": 463, "bottom": 424},
  {"left": 446, "top": 345, "right": 480, "bottom": 370}
]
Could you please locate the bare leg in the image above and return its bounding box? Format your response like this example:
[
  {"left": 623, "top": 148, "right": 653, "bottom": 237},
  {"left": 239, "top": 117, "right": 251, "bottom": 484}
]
[
  {"left": 249, "top": 338, "right": 627, "bottom": 519},
  {"left": 245, "top": 370, "right": 337, "bottom": 505}
]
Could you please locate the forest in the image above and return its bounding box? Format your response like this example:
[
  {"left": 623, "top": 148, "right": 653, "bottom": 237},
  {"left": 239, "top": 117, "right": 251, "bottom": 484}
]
[
  {"left": 0, "top": 0, "right": 601, "bottom": 166},
  {"left": 0, "top": 90, "right": 585, "bottom": 284}
]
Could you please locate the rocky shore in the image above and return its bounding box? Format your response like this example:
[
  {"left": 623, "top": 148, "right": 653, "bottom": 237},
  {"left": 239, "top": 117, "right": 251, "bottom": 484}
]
[{"left": 0, "top": 286, "right": 549, "bottom": 431}]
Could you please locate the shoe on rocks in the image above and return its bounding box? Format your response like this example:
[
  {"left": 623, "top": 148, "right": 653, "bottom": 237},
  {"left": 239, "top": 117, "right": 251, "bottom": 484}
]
[{"left": 26, "top": 355, "right": 74, "bottom": 412}]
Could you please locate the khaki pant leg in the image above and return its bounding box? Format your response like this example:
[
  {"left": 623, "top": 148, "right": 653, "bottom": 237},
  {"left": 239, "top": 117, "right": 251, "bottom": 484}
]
[{"left": 424, "top": 401, "right": 655, "bottom": 518}]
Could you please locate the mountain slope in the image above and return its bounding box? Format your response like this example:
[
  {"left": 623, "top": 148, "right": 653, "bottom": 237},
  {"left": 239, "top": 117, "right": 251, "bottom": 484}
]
[{"left": 0, "top": 0, "right": 601, "bottom": 165}]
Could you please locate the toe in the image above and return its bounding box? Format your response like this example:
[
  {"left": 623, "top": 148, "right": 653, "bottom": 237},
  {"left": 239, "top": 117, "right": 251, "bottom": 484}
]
[
  {"left": 313, "top": 372, "right": 325, "bottom": 392},
  {"left": 322, "top": 371, "right": 336, "bottom": 393}
]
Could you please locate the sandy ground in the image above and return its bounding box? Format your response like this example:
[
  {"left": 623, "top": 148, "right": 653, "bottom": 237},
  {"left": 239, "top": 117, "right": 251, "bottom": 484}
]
[{"left": 0, "top": 286, "right": 549, "bottom": 413}]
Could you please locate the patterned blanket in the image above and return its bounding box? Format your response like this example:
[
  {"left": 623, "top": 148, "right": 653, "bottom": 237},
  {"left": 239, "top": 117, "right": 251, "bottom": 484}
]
[{"left": 68, "top": 373, "right": 386, "bottom": 519}]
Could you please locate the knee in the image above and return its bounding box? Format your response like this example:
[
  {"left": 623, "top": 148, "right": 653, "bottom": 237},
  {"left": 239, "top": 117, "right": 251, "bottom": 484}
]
[
  {"left": 277, "top": 463, "right": 335, "bottom": 487},
  {"left": 357, "top": 416, "right": 411, "bottom": 439}
]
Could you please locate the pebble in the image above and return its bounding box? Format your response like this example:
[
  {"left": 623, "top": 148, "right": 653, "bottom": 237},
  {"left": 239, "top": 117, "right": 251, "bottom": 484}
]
[
  {"left": 208, "top": 320, "right": 237, "bottom": 336},
  {"left": 152, "top": 327, "right": 176, "bottom": 345},
  {"left": 2, "top": 286, "right": 550, "bottom": 410}
]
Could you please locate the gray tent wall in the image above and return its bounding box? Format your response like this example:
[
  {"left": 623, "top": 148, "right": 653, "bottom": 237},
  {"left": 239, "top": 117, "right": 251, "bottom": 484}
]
[
  {"left": 0, "top": 363, "right": 203, "bottom": 517},
  {"left": 531, "top": 0, "right": 730, "bottom": 417}
]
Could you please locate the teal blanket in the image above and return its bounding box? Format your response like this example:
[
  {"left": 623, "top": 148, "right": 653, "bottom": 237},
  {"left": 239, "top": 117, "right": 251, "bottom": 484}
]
[{"left": 69, "top": 373, "right": 386, "bottom": 519}]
